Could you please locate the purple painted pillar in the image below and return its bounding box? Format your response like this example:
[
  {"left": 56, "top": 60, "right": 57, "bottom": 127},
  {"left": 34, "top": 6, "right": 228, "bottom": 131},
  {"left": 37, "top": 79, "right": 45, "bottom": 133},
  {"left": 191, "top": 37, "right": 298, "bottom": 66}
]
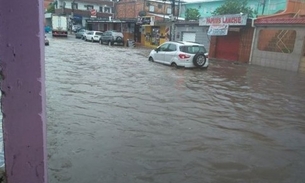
[{"left": 0, "top": 0, "right": 48, "bottom": 182}]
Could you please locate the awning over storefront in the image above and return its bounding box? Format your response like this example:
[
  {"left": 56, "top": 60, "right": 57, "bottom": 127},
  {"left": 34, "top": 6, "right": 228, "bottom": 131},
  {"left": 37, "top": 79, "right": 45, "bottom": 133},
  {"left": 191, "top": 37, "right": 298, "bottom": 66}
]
[
  {"left": 73, "top": 15, "right": 82, "bottom": 20},
  {"left": 254, "top": 17, "right": 305, "bottom": 26},
  {"left": 86, "top": 17, "right": 126, "bottom": 23}
]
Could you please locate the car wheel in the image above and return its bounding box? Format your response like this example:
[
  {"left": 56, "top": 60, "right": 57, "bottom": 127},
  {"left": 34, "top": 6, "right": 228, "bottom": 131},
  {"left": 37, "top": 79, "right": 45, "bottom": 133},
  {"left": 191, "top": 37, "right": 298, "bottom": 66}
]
[
  {"left": 99, "top": 39, "right": 102, "bottom": 44},
  {"left": 171, "top": 63, "right": 178, "bottom": 68},
  {"left": 148, "top": 57, "right": 154, "bottom": 62},
  {"left": 193, "top": 52, "right": 207, "bottom": 68},
  {"left": 108, "top": 41, "right": 111, "bottom": 46},
  {"left": 91, "top": 38, "right": 94, "bottom": 43}
]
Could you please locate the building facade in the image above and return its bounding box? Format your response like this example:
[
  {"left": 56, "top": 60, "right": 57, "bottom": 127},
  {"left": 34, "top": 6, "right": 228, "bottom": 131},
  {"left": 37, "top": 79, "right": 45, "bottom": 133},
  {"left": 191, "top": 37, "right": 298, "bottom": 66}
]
[
  {"left": 174, "top": 21, "right": 210, "bottom": 51},
  {"left": 115, "top": 0, "right": 181, "bottom": 47},
  {"left": 53, "top": 0, "right": 116, "bottom": 30},
  {"left": 251, "top": 0, "right": 305, "bottom": 72}
]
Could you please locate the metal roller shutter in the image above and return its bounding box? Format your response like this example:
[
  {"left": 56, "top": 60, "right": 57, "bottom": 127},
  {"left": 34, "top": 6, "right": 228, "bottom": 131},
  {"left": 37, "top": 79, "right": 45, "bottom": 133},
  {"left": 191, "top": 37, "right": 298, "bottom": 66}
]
[{"left": 182, "top": 32, "right": 196, "bottom": 42}]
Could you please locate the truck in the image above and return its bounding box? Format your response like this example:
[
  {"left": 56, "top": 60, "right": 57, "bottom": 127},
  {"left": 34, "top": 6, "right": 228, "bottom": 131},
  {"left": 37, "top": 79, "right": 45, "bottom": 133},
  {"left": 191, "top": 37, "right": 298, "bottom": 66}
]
[{"left": 51, "top": 15, "right": 68, "bottom": 37}]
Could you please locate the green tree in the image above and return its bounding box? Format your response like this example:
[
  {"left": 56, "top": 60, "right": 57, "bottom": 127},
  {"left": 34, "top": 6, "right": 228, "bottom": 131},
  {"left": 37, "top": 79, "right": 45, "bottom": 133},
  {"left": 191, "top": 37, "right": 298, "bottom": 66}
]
[
  {"left": 185, "top": 8, "right": 201, "bottom": 21},
  {"left": 212, "top": 0, "right": 257, "bottom": 18},
  {"left": 47, "top": 2, "right": 55, "bottom": 13}
]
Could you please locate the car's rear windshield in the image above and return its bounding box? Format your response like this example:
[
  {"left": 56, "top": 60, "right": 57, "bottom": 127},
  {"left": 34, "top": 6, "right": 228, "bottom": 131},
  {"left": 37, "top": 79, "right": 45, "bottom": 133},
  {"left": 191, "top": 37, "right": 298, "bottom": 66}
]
[
  {"left": 180, "top": 45, "right": 207, "bottom": 54},
  {"left": 96, "top": 32, "right": 103, "bottom": 36}
]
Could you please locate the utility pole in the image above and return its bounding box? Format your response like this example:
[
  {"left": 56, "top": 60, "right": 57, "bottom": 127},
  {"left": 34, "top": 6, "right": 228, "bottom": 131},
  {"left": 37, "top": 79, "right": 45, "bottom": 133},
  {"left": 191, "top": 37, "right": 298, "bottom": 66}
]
[
  {"left": 171, "top": 0, "right": 175, "bottom": 16},
  {"left": 170, "top": 0, "right": 176, "bottom": 41}
]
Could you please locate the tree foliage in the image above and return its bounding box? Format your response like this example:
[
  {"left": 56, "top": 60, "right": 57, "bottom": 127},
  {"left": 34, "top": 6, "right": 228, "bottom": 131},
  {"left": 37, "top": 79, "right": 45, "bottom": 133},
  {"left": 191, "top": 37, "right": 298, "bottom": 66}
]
[
  {"left": 185, "top": 8, "right": 200, "bottom": 21},
  {"left": 212, "top": 0, "right": 256, "bottom": 17},
  {"left": 47, "top": 2, "right": 55, "bottom": 13}
]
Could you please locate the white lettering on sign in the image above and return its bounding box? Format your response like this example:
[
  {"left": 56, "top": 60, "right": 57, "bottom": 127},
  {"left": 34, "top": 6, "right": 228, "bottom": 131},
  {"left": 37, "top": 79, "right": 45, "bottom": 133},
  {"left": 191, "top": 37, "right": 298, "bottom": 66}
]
[{"left": 199, "top": 14, "right": 248, "bottom": 26}]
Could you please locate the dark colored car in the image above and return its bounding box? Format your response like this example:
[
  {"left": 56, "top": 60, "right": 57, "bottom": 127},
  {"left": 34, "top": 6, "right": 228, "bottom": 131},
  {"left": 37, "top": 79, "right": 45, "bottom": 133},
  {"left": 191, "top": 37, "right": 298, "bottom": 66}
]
[{"left": 99, "top": 30, "right": 124, "bottom": 46}]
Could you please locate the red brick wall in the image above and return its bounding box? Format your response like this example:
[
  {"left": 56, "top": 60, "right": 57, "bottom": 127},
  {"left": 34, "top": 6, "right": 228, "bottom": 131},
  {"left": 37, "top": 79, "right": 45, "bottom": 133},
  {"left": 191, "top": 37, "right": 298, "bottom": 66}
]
[
  {"left": 115, "top": 0, "right": 144, "bottom": 19},
  {"left": 115, "top": 0, "right": 178, "bottom": 19},
  {"left": 44, "top": 0, "right": 53, "bottom": 10},
  {"left": 143, "top": 1, "right": 177, "bottom": 16}
]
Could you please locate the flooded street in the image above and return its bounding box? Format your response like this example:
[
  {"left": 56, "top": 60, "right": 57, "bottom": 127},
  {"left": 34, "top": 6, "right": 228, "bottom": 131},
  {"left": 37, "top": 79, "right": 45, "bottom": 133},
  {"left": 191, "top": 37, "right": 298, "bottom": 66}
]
[{"left": 46, "top": 35, "right": 305, "bottom": 183}]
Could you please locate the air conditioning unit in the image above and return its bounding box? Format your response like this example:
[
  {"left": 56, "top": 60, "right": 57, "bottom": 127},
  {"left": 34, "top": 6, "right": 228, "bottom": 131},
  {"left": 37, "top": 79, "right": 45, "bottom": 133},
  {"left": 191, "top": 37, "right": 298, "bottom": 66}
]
[{"left": 169, "top": 14, "right": 176, "bottom": 22}]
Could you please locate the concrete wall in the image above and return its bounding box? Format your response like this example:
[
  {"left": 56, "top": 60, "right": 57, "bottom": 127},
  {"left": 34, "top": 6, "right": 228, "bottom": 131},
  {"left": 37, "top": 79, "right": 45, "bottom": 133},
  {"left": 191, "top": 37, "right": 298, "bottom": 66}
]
[
  {"left": 175, "top": 25, "right": 210, "bottom": 51},
  {"left": 251, "top": 26, "right": 305, "bottom": 71},
  {"left": 0, "top": 0, "right": 48, "bottom": 182}
]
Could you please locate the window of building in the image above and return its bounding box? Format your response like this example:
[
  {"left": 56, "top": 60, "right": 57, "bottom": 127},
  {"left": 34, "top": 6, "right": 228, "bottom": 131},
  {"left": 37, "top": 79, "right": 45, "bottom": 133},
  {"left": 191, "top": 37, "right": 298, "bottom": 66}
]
[
  {"left": 257, "top": 29, "right": 296, "bottom": 53},
  {"left": 104, "top": 7, "right": 111, "bottom": 13},
  {"left": 167, "top": 7, "right": 172, "bottom": 14},
  {"left": 149, "top": 5, "right": 155, "bottom": 12},
  {"left": 72, "top": 2, "right": 78, "bottom": 10},
  {"left": 99, "top": 6, "right": 104, "bottom": 12},
  {"left": 85, "top": 5, "right": 94, "bottom": 10}
]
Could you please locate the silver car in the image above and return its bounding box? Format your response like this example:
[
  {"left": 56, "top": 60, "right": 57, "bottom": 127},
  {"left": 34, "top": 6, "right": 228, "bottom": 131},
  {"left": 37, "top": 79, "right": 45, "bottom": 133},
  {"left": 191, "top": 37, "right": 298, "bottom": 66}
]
[
  {"left": 148, "top": 41, "right": 209, "bottom": 68},
  {"left": 75, "top": 29, "right": 88, "bottom": 39}
]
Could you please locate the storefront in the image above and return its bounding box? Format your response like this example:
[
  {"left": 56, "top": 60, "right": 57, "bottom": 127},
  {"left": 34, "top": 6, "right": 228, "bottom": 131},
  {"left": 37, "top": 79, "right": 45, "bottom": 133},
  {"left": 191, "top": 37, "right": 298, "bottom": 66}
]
[
  {"left": 174, "top": 21, "right": 210, "bottom": 51},
  {"left": 199, "top": 14, "right": 254, "bottom": 63},
  {"left": 137, "top": 16, "right": 171, "bottom": 48},
  {"left": 86, "top": 17, "right": 125, "bottom": 32}
]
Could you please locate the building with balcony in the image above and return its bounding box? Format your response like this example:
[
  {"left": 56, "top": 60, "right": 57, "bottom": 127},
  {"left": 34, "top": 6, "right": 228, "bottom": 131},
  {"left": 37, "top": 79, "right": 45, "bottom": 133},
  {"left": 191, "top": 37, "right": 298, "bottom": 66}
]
[
  {"left": 53, "top": 0, "right": 117, "bottom": 30},
  {"left": 115, "top": 0, "right": 183, "bottom": 47}
]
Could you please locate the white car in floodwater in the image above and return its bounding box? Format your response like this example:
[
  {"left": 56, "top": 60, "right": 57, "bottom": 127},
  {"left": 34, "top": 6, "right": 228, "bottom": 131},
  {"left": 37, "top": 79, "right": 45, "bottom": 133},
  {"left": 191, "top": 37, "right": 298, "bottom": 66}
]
[{"left": 148, "top": 41, "right": 209, "bottom": 69}]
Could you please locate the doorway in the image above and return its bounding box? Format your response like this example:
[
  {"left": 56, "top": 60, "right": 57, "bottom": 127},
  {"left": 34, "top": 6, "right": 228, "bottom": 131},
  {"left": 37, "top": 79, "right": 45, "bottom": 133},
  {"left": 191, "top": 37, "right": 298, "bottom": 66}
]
[
  {"left": 215, "top": 31, "right": 240, "bottom": 61},
  {"left": 135, "top": 24, "right": 141, "bottom": 43},
  {"left": 151, "top": 26, "right": 160, "bottom": 46}
]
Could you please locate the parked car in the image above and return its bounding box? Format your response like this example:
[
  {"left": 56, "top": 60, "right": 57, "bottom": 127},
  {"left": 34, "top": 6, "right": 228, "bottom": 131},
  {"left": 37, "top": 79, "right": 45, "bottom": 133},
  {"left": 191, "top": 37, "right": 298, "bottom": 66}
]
[
  {"left": 85, "top": 31, "right": 103, "bottom": 42},
  {"left": 148, "top": 41, "right": 209, "bottom": 69},
  {"left": 99, "top": 30, "right": 124, "bottom": 46},
  {"left": 45, "top": 35, "right": 49, "bottom": 46},
  {"left": 75, "top": 29, "right": 87, "bottom": 39}
]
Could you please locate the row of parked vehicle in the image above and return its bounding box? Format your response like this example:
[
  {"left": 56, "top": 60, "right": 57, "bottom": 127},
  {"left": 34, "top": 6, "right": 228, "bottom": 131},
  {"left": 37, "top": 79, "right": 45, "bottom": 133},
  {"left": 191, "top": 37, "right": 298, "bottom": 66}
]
[
  {"left": 74, "top": 28, "right": 209, "bottom": 69},
  {"left": 75, "top": 29, "right": 125, "bottom": 46}
]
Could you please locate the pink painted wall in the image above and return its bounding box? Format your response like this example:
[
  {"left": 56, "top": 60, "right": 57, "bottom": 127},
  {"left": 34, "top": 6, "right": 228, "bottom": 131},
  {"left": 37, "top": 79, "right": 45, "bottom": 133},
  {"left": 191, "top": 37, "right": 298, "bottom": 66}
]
[{"left": 0, "top": 0, "right": 48, "bottom": 182}]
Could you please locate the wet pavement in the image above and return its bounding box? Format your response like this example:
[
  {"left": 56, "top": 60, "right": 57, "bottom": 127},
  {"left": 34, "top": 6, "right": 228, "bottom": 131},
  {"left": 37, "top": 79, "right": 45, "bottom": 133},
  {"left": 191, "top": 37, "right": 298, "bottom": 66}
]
[{"left": 46, "top": 34, "right": 305, "bottom": 183}]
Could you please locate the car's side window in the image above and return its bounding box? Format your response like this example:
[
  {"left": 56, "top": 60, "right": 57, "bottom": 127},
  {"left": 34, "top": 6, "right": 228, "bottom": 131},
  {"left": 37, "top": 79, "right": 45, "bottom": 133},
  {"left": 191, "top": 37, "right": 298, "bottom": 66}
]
[
  {"left": 159, "top": 44, "right": 169, "bottom": 51},
  {"left": 168, "top": 44, "right": 177, "bottom": 52}
]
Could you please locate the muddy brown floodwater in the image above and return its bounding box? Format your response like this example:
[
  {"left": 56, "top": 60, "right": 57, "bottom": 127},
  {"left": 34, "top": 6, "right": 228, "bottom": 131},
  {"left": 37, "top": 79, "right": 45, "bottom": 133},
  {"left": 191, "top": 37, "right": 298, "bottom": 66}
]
[{"left": 46, "top": 35, "right": 305, "bottom": 183}]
